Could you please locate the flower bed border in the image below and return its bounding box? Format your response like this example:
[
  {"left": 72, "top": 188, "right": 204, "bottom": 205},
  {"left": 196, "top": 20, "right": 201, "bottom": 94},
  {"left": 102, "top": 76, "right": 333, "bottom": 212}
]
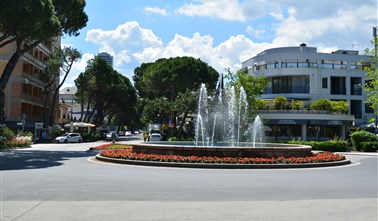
[
  {"left": 91, "top": 143, "right": 351, "bottom": 169},
  {"left": 95, "top": 154, "right": 351, "bottom": 169}
]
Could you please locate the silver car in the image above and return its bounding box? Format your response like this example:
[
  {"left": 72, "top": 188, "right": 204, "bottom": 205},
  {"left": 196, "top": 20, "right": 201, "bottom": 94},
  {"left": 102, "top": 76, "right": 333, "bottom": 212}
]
[
  {"left": 106, "top": 131, "right": 119, "bottom": 141},
  {"left": 55, "top": 133, "right": 83, "bottom": 143},
  {"left": 149, "top": 133, "right": 162, "bottom": 141}
]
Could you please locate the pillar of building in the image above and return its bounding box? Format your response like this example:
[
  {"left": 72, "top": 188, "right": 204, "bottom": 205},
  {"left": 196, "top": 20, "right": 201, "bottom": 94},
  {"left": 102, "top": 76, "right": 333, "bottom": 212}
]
[
  {"left": 341, "top": 125, "right": 346, "bottom": 140},
  {"left": 301, "top": 124, "right": 307, "bottom": 141}
]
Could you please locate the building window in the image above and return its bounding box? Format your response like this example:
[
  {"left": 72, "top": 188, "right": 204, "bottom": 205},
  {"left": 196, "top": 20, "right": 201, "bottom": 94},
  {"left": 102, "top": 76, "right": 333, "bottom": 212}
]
[
  {"left": 271, "top": 76, "right": 309, "bottom": 94},
  {"left": 350, "top": 77, "right": 362, "bottom": 95},
  {"left": 273, "top": 76, "right": 292, "bottom": 93},
  {"left": 351, "top": 100, "right": 362, "bottom": 118},
  {"left": 330, "top": 77, "right": 346, "bottom": 95},
  {"left": 322, "top": 78, "right": 327, "bottom": 89}
]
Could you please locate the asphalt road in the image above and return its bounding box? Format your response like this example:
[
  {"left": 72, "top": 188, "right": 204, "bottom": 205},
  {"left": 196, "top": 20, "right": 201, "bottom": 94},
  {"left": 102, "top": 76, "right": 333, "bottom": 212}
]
[{"left": 1, "top": 135, "right": 377, "bottom": 221}]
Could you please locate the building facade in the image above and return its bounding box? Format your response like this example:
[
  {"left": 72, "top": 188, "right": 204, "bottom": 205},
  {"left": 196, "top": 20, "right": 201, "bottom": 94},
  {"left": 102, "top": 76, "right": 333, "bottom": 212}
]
[
  {"left": 96, "top": 52, "right": 113, "bottom": 67},
  {"left": 0, "top": 37, "right": 61, "bottom": 130},
  {"left": 242, "top": 44, "right": 373, "bottom": 141}
]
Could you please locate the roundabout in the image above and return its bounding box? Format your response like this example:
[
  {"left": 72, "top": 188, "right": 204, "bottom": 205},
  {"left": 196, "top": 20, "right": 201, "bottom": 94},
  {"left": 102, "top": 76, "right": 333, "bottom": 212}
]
[{"left": 93, "top": 142, "right": 351, "bottom": 169}]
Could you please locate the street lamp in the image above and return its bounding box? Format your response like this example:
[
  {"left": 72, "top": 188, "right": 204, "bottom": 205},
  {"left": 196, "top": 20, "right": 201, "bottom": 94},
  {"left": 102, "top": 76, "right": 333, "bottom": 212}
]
[
  {"left": 373, "top": 27, "right": 378, "bottom": 135},
  {"left": 67, "top": 88, "right": 73, "bottom": 120}
]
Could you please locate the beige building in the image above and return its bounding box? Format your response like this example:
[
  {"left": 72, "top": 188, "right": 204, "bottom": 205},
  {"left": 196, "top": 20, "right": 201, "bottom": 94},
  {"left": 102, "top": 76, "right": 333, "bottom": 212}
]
[{"left": 0, "top": 37, "right": 61, "bottom": 130}]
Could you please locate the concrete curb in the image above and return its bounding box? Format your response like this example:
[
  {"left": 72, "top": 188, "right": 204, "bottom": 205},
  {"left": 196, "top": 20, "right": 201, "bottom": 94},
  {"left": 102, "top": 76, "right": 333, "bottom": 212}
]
[{"left": 95, "top": 154, "right": 351, "bottom": 169}]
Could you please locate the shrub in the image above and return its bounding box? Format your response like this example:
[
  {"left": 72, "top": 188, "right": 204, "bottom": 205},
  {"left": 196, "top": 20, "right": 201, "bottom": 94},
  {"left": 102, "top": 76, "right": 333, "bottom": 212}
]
[
  {"left": 290, "top": 100, "right": 303, "bottom": 110},
  {"left": 49, "top": 127, "right": 64, "bottom": 139},
  {"left": 310, "top": 98, "right": 332, "bottom": 111},
  {"left": 168, "top": 137, "right": 178, "bottom": 141},
  {"left": 330, "top": 100, "right": 348, "bottom": 114},
  {"left": 289, "top": 140, "right": 348, "bottom": 152},
  {"left": 0, "top": 136, "right": 5, "bottom": 148},
  {"left": 273, "top": 96, "right": 288, "bottom": 110},
  {"left": 350, "top": 131, "right": 377, "bottom": 151},
  {"left": 82, "top": 132, "right": 100, "bottom": 142},
  {"left": 17, "top": 130, "right": 33, "bottom": 140},
  {"left": 0, "top": 127, "right": 15, "bottom": 140},
  {"left": 360, "top": 141, "right": 378, "bottom": 152}
]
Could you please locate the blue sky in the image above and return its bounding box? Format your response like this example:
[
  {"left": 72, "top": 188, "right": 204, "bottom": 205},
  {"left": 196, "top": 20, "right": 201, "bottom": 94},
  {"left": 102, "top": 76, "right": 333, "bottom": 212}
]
[{"left": 61, "top": 0, "right": 377, "bottom": 88}]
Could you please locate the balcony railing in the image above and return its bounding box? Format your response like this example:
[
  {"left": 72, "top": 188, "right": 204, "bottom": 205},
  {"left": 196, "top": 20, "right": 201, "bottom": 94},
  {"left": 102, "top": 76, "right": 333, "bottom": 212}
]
[
  {"left": 264, "top": 86, "right": 310, "bottom": 94},
  {"left": 258, "top": 109, "right": 339, "bottom": 115}
]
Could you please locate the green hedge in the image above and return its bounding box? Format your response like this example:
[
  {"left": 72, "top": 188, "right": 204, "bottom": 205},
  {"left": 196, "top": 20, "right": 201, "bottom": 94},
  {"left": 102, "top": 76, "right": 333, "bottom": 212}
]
[
  {"left": 350, "top": 131, "right": 377, "bottom": 151},
  {"left": 289, "top": 140, "right": 348, "bottom": 152},
  {"left": 360, "top": 141, "right": 378, "bottom": 152}
]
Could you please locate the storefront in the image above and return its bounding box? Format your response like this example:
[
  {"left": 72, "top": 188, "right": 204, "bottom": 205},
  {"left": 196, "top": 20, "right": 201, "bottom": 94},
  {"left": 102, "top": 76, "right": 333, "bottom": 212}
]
[{"left": 259, "top": 111, "right": 354, "bottom": 141}]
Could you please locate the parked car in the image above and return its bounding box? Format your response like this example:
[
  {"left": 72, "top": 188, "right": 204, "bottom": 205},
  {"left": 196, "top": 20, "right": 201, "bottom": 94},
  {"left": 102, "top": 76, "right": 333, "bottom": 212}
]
[
  {"left": 106, "top": 131, "right": 119, "bottom": 141},
  {"left": 55, "top": 133, "right": 83, "bottom": 143},
  {"left": 118, "top": 131, "right": 125, "bottom": 136},
  {"left": 125, "top": 131, "right": 132, "bottom": 136},
  {"left": 149, "top": 133, "right": 162, "bottom": 141}
]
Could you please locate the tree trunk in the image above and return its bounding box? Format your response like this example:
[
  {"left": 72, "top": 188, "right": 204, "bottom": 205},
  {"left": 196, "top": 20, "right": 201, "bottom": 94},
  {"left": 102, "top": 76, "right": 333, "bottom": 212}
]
[
  {"left": 86, "top": 102, "right": 96, "bottom": 123},
  {"left": 176, "top": 112, "right": 188, "bottom": 138},
  {"left": 48, "top": 87, "right": 60, "bottom": 126},
  {"left": 42, "top": 88, "right": 49, "bottom": 126},
  {"left": 79, "top": 89, "right": 84, "bottom": 121}
]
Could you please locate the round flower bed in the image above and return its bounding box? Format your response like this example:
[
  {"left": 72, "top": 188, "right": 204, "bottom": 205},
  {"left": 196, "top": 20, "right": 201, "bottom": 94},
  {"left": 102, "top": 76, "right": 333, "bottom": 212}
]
[{"left": 92, "top": 143, "right": 346, "bottom": 165}]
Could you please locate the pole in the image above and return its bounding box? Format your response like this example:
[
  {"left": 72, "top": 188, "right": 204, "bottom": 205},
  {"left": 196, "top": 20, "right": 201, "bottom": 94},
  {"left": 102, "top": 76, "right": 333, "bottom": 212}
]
[{"left": 373, "top": 27, "right": 378, "bottom": 135}]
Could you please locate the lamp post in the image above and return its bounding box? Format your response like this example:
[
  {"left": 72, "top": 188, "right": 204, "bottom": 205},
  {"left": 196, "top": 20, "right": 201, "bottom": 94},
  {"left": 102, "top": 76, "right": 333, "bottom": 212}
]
[
  {"left": 67, "top": 88, "right": 73, "bottom": 120},
  {"left": 373, "top": 27, "right": 378, "bottom": 135}
]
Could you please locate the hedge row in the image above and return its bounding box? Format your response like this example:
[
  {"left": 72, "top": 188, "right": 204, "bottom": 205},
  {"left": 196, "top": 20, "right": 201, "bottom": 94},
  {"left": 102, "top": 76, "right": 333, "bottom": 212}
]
[{"left": 289, "top": 140, "right": 348, "bottom": 152}]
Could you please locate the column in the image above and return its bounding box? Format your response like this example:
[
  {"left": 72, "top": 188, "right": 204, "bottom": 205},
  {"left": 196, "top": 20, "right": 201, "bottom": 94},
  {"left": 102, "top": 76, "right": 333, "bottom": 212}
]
[{"left": 301, "top": 124, "right": 307, "bottom": 141}]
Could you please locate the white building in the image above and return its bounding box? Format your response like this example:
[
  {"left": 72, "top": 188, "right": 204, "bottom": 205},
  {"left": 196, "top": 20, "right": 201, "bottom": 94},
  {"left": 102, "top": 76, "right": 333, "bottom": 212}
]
[{"left": 241, "top": 44, "right": 373, "bottom": 141}]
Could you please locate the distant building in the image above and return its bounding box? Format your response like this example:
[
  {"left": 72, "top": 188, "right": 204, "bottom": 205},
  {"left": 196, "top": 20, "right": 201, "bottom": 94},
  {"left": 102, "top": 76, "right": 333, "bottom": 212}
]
[
  {"left": 58, "top": 86, "right": 93, "bottom": 123},
  {"left": 96, "top": 52, "right": 113, "bottom": 67},
  {"left": 242, "top": 44, "right": 373, "bottom": 141},
  {"left": 0, "top": 37, "right": 61, "bottom": 130}
]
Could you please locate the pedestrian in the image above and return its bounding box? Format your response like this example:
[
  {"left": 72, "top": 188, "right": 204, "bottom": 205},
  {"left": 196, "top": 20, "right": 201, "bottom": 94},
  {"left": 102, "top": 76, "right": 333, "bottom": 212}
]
[
  {"left": 143, "top": 132, "right": 148, "bottom": 142},
  {"left": 112, "top": 132, "right": 116, "bottom": 143}
]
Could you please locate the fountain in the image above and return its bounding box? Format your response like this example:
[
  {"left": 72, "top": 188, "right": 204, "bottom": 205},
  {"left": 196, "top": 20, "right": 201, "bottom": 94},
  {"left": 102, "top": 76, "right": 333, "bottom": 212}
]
[{"left": 131, "top": 76, "right": 312, "bottom": 159}]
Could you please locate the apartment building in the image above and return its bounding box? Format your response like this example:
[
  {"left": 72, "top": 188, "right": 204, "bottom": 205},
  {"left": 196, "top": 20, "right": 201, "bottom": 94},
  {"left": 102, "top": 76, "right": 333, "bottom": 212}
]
[
  {"left": 0, "top": 37, "right": 61, "bottom": 130},
  {"left": 241, "top": 44, "right": 373, "bottom": 141}
]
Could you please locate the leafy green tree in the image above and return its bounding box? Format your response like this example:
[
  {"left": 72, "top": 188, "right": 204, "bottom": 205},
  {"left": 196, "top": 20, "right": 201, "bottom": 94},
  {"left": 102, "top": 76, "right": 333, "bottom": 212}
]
[
  {"left": 363, "top": 38, "right": 378, "bottom": 126},
  {"left": 134, "top": 56, "right": 219, "bottom": 99},
  {"left": 134, "top": 57, "right": 219, "bottom": 133},
  {"left": 225, "top": 69, "right": 269, "bottom": 112},
  {"left": 40, "top": 47, "right": 81, "bottom": 126},
  {"left": 0, "top": 0, "right": 88, "bottom": 123},
  {"left": 76, "top": 57, "right": 137, "bottom": 127}
]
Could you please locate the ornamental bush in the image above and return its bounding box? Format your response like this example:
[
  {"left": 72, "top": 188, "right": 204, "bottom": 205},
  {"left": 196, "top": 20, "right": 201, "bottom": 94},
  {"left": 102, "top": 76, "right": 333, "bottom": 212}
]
[
  {"left": 0, "top": 127, "right": 15, "bottom": 140},
  {"left": 350, "top": 131, "right": 377, "bottom": 151},
  {"left": 360, "top": 141, "right": 378, "bottom": 152},
  {"left": 289, "top": 140, "right": 348, "bottom": 152}
]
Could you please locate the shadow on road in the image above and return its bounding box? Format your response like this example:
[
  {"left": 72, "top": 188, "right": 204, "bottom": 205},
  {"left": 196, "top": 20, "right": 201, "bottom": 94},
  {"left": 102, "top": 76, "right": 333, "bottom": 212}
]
[{"left": 0, "top": 149, "right": 96, "bottom": 171}]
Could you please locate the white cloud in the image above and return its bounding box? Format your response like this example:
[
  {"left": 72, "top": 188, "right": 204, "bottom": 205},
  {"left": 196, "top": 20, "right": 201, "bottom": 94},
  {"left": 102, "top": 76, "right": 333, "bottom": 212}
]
[
  {"left": 145, "top": 6, "right": 169, "bottom": 16},
  {"left": 86, "top": 21, "right": 163, "bottom": 69},
  {"left": 79, "top": 0, "right": 375, "bottom": 81},
  {"left": 175, "top": 0, "right": 248, "bottom": 21},
  {"left": 273, "top": 4, "right": 375, "bottom": 51}
]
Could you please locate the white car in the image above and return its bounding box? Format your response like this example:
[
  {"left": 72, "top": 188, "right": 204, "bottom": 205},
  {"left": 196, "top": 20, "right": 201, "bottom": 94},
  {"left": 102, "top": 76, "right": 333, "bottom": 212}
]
[
  {"left": 149, "top": 133, "right": 162, "bottom": 141},
  {"left": 55, "top": 133, "right": 82, "bottom": 143},
  {"left": 125, "top": 131, "right": 132, "bottom": 136}
]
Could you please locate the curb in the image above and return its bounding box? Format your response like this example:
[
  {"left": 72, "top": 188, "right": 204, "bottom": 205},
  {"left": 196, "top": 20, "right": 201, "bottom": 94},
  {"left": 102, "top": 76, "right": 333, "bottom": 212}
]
[{"left": 95, "top": 154, "right": 351, "bottom": 169}]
